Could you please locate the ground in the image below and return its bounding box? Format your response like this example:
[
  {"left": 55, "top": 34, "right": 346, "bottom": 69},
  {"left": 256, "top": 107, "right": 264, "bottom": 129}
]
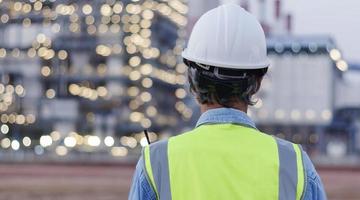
[{"left": 0, "top": 164, "right": 359, "bottom": 200}]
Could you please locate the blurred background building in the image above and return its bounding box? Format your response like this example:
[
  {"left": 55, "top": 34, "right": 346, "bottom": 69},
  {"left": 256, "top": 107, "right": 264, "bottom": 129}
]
[
  {"left": 1, "top": 0, "right": 360, "bottom": 200},
  {"left": 0, "top": 0, "right": 360, "bottom": 166},
  {"left": 0, "top": 0, "right": 194, "bottom": 162}
]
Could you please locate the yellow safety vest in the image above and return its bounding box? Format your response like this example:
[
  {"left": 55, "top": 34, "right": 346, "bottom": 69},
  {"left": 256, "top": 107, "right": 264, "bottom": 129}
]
[{"left": 143, "top": 124, "right": 305, "bottom": 200}]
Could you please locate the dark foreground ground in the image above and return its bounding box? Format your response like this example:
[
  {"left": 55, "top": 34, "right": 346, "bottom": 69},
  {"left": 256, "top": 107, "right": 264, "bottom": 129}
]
[{"left": 0, "top": 164, "right": 359, "bottom": 200}]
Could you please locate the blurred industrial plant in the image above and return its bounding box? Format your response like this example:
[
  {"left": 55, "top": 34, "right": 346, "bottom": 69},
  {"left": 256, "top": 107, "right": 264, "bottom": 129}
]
[
  {"left": 0, "top": 0, "right": 193, "bottom": 163},
  {"left": 0, "top": 0, "right": 360, "bottom": 167}
]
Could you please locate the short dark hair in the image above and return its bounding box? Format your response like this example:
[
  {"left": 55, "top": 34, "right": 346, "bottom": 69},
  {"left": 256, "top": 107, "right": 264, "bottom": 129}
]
[{"left": 184, "top": 59, "right": 268, "bottom": 107}]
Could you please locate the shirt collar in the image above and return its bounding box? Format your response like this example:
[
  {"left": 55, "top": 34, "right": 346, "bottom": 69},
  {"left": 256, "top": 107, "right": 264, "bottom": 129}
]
[{"left": 195, "top": 108, "right": 257, "bottom": 130}]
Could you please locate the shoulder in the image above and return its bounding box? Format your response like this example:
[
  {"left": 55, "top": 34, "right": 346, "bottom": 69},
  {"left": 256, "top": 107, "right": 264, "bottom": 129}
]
[
  {"left": 272, "top": 135, "right": 296, "bottom": 147},
  {"left": 301, "top": 151, "right": 327, "bottom": 200},
  {"left": 128, "top": 156, "right": 157, "bottom": 200}
]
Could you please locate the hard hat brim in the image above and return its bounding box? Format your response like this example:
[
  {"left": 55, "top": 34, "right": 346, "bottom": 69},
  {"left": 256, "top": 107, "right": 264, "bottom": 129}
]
[{"left": 182, "top": 50, "right": 270, "bottom": 70}]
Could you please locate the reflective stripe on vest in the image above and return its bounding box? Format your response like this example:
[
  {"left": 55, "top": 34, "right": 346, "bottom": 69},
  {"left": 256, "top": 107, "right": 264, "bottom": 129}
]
[
  {"left": 143, "top": 140, "right": 172, "bottom": 200},
  {"left": 144, "top": 127, "right": 305, "bottom": 200},
  {"left": 275, "top": 138, "right": 305, "bottom": 200}
]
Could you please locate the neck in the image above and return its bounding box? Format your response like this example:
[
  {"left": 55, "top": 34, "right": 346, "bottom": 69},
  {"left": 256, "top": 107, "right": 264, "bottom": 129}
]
[{"left": 200, "top": 103, "right": 248, "bottom": 114}]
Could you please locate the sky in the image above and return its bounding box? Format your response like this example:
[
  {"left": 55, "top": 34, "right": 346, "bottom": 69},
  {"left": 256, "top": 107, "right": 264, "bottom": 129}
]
[
  {"left": 189, "top": 0, "right": 360, "bottom": 63},
  {"left": 285, "top": 0, "right": 360, "bottom": 63}
]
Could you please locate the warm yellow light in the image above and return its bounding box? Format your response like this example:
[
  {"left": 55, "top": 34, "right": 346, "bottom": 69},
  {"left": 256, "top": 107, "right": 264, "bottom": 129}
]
[
  {"left": 111, "top": 147, "right": 128, "bottom": 157},
  {"left": 183, "top": 109, "right": 193, "bottom": 119},
  {"left": 146, "top": 106, "right": 157, "bottom": 117},
  {"left": 329, "top": 49, "right": 341, "bottom": 61},
  {"left": 129, "top": 56, "right": 141, "bottom": 67},
  {"left": 290, "top": 110, "right": 301, "bottom": 120},
  {"left": 46, "top": 89, "right": 56, "bottom": 99},
  {"left": 112, "top": 44, "right": 122, "bottom": 54},
  {"left": 142, "top": 10, "right": 154, "bottom": 20},
  {"left": 321, "top": 110, "right": 332, "bottom": 120},
  {"left": 99, "top": 24, "right": 109, "bottom": 33},
  {"left": 40, "top": 135, "right": 53, "bottom": 147},
  {"left": 85, "top": 16, "right": 95, "bottom": 25},
  {"left": 336, "top": 60, "right": 348, "bottom": 72},
  {"left": 69, "top": 84, "right": 81, "bottom": 95},
  {"left": 0, "top": 14, "right": 9, "bottom": 23},
  {"left": 64, "top": 136, "right": 77, "bottom": 148},
  {"left": 113, "top": 3, "right": 123, "bottom": 14},
  {"left": 8, "top": 114, "right": 16, "bottom": 124},
  {"left": 87, "top": 135, "right": 101, "bottom": 147},
  {"left": 51, "top": 131, "right": 61, "bottom": 141},
  {"left": 129, "top": 24, "right": 140, "bottom": 33},
  {"left": 140, "top": 92, "right": 152, "bottom": 102},
  {"left": 126, "top": 45, "right": 137, "bottom": 54},
  {"left": 44, "top": 49, "right": 55, "bottom": 60},
  {"left": 15, "top": 115, "right": 26, "bottom": 125},
  {"left": 130, "top": 15, "right": 141, "bottom": 24},
  {"left": 275, "top": 109, "right": 285, "bottom": 119},
  {"left": 129, "top": 100, "right": 139, "bottom": 110},
  {"left": 14, "top": 2, "right": 23, "bottom": 11},
  {"left": 141, "top": 118, "right": 152, "bottom": 128},
  {"left": 27, "top": 48, "right": 36, "bottom": 57},
  {"left": 58, "top": 50, "right": 68, "bottom": 60},
  {"left": 0, "top": 48, "right": 6, "bottom": 58},
  {"left": 104, "top": 136, "right": 115, "bottom": 147},
  {"left": 41, "top": 66, "right": 51, "bottom": 77},
  {"left": 87, "top": 25, "right": 97, "bottom": 35},
  {"left": 1, "top": 114, "right": 9, "bottom": 123},
  {"left": 56, "top": 146, "right": 68, "bottom": 156},
  {"left": 101, "top": 4, "right": 113, "bottom": 16},
  {"left": 175, "top": 88, "right": 186, "bottom": 99},
  {"left": 126, "top": 4, "right": 141, "bottom": 15},
  {"left": 175, "top": 101, "right": 186, "bottom": 111},
  {"left": 140, "top": 64, "right": 153, "bottom": 75},
  {"left": 176, "top": 75, "right": 187, "bottom": 85},
  {"left": 5, "top": 85, "right": 14, "bottom": 93},
  {"left": 101, "top": 16, "right": 111, "bottom": 24},
  {"left": 82, "top": 4, "right": 93, "bottom": 15},
  {"left": 142, "top": 78, "right": 153, "bottom": 88},
  {"left": 110, "top": 24, "right": 121, "bottom": 33},
  {"left": 129, "top": 71, "right": 141, "bottom": 81},
  {"left": 34, "top": 1, "right": 43, "bottom": 11},
  {"left": 1, "top": 138, "right": 11, "bottom": 149},
  {"left": 11, "top": 140, "right": 20, "bottom": 151},
  {"left": 96, "top": 45, "right": 112, "bottom": 56},
  {"left": 14, "top": 85, "right": 24, "bottom": 96},
  {"left": 1, "top": 124, "right": 9, "bottom": 134},
  {"left": 97, "top": 86, "right": 108, "bottom": 97},
  {"left": 69, "top": 23, "right": 80, "bottom": 33},
  {"left": 140, "top": 29, "right": 151, "bottom": 38},
  {"left": 22, "top": 137, "right": 31, "bottom": 147},
  {"left": 22, "top": 18, "right": 31, "bottom": 27},
  {"left": 36, "top": 34, "right": 46, "bottom": 43},
  {"left": 176, "top": 63, "right": 187, "bottom": 74},
  {"left": 130, "top": 112, "right": 143, "bottom": 122},
  {"left": 140, "top": 19, "right": 151, "bottom": 29},
  {"left": 22, "top": 3, "right": 32, "bottom": 13},
  {"left": 26, "top": 114, "right": 36, "bottom": 124},
  {"left": 110, "top": 15, "right": 120, "bottom": 25}
]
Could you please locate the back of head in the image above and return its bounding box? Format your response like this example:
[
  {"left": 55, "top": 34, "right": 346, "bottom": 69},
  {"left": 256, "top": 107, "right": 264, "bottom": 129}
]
[{"left": 182, "top": 4, "right": 269, "bottom": 107}]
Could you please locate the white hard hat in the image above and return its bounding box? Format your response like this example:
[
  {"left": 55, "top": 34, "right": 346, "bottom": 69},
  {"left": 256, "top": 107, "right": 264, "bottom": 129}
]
[{"left": 182, "top": 4, "right": 270, "bottom": 70}]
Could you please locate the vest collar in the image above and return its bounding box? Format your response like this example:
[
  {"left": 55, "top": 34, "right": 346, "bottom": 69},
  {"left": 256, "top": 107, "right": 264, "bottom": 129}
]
[{"left": 196, "top": 108, "right": 257, "bottom": 130}]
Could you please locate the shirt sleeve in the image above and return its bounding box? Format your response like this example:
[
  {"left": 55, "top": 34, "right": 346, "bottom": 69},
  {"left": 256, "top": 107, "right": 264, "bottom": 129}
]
[
  {"left": 128, "top": 155, "right": 157, "bottom": 200},
  {"left": 302, "top": 151, "right": 327, "bottom": 200}
]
